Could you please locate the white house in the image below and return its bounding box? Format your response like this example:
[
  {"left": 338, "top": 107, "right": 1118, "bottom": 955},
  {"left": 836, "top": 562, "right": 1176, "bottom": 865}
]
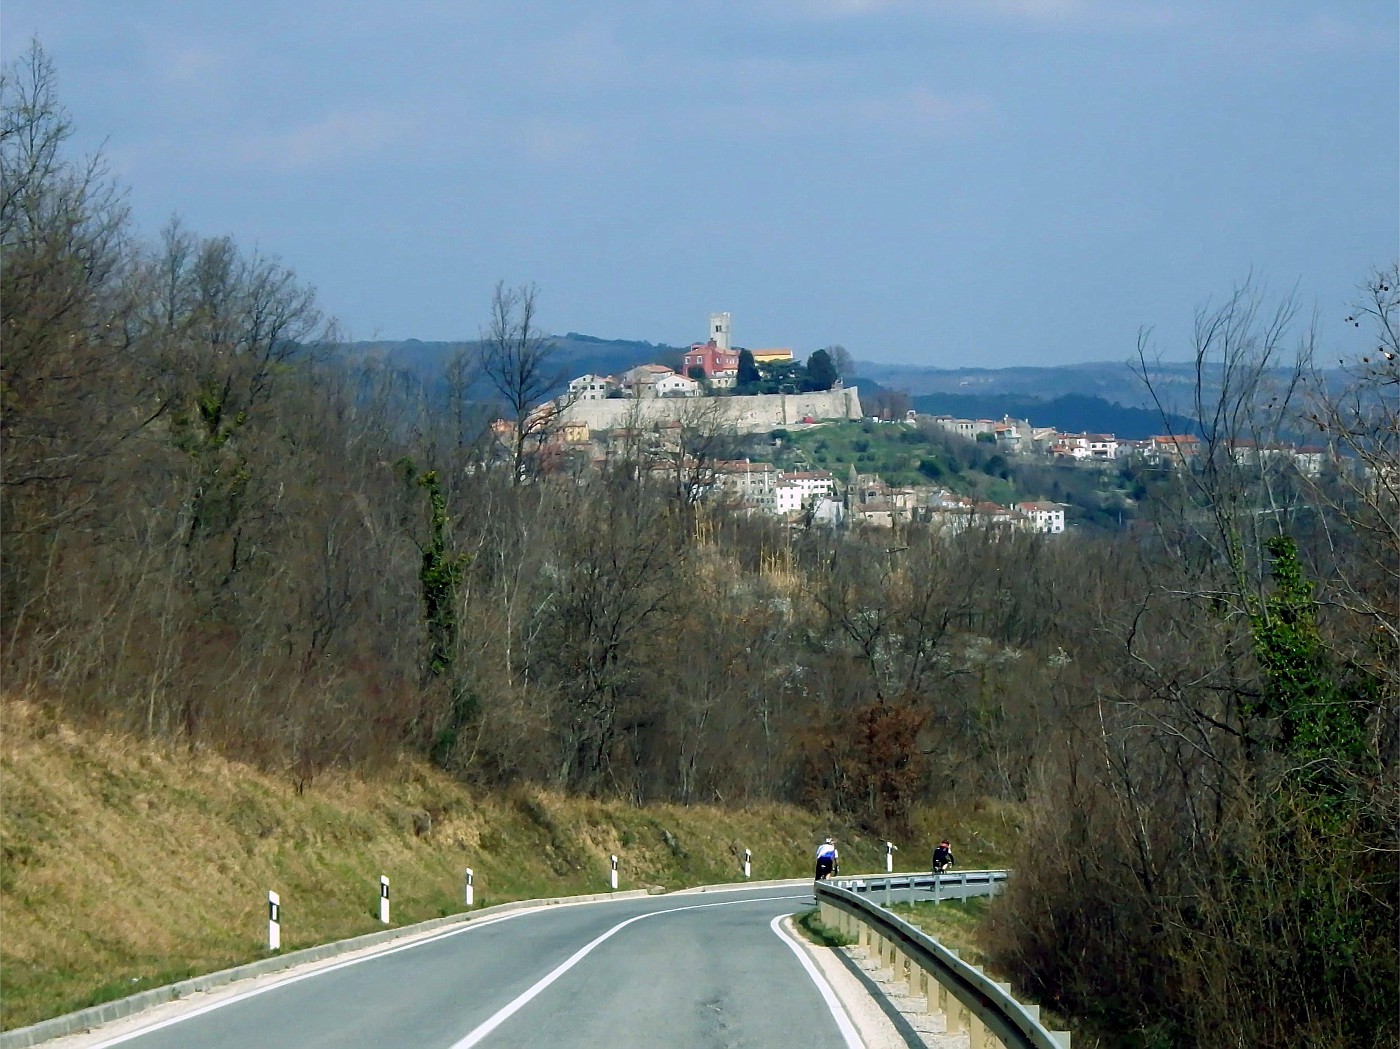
[
  {"left": 567, "top": 373, "right": 619, "bottom": 400},
  {"left": 1086, "top": 434, "right": 1120, "bottom": 459},
  {"left": 773, "top": 480, "right": 807, "bottom": 516},
  {"left": 779, "top": 469, "right": 836, "bottom": 502},
  {"left": 653, "top": 372, "right": 701, "bottom": 398},
  {"left": 1017, "top": 501, "right": 1066, "bottom": 534}
]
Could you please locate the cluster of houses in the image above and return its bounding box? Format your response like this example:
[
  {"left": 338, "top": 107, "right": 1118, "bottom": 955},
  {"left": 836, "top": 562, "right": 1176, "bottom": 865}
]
[
  {"left": 928, "top": 414, "right": 1328, "bottom": 475},
  {"left": 713, "top": 460, "right": 1067, "bottom": 534},
  {"left": 567, "top": 312, "right": 794, "bottom": 401}
]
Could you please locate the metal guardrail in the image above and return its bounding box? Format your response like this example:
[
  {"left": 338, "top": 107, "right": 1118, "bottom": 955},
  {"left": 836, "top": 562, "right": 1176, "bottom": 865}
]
[
  {"left": 832, "top": 868, "right": 1010, "bottom": 902},
  {"left": 816, "top": 875, "right": 1071, "bottom": 1049}
]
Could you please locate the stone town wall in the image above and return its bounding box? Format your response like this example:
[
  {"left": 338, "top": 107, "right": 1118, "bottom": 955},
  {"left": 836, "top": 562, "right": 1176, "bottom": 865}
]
[{"left": 558, "top": 387, "right": 863, "bottom": 434}]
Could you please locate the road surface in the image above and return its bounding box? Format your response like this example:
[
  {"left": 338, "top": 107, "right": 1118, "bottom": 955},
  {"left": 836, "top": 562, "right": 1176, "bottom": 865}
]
[{"left": 51, "top": 884, "right": 869, "bottom": 1049}]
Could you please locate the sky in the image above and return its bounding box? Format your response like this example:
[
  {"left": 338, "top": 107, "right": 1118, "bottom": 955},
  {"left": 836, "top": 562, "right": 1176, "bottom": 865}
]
[{"left": 3, "top": 1, "right": 1396, "bottom": 367}]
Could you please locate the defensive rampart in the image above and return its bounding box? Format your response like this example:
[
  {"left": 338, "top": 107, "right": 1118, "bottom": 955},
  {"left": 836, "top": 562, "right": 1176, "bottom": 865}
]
[{"left": 558, "top": 387, "right": 863, "bottom": 433}]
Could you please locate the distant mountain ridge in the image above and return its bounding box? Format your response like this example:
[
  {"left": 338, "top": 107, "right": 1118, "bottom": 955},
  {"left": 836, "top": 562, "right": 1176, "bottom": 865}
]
[
  {"left": 906, "top": 391, "right": 1193, "bottom": 441},
  {"left": 852, "top": 359, "right": 1185, "bottom": 410}
]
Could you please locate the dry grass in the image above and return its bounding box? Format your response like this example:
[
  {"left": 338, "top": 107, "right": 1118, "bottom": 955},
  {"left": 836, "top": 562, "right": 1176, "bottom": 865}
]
[{"left": 0, "top": 697, "right": 1018, "bottom": 1031}]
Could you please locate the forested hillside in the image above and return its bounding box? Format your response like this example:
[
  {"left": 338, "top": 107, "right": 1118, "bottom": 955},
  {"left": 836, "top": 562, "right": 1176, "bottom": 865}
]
[{"left": 3, "top": 45, "right": 1396, "bottom": 1048}]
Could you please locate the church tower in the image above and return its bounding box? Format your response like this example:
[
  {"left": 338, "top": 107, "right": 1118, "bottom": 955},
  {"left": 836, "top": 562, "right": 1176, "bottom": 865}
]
[{"left": 709, "top": 312, "right": 731, "bottom": 351}]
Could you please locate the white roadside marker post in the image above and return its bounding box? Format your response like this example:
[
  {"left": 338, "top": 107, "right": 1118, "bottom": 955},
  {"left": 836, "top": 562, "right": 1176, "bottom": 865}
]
[
  {"left": 610, "top": 854, "right": 618, "bottom": 891},
  {"left": 465, "top": 867, "right": 474, "bottom": 908},
  {"left": 744, "top": 848, "right": 752, "bottom": 879},
  {"left": 886, "top": 841, "right": 897, "bottom": 873},
  {"left": 379, "top": 875, "right": 390, "bottom": 924},
  {"left": 267, "top": 891, "right": 281, "bottom": 951}
]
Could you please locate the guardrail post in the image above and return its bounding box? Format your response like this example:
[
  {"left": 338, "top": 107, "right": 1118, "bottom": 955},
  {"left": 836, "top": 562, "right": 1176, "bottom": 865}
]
[
  {"left": 969, "top": 1013, "right": 988, "bottom": 1048},
  {"left": 941, "top": 983, "right": 962, "bottom": 1033}
]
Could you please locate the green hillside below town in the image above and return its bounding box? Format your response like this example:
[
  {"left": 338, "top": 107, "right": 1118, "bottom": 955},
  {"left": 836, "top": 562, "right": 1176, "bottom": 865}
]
[{"left": 754, "top": 419, "right": 1151, "bottom": 530}]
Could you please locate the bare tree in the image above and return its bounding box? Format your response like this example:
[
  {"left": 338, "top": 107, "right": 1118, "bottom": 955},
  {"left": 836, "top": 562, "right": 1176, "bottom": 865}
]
[
  {"left": 652, "top": 396, "right": 742, "bottom": 513},
  {"left": 480, "top": 281, "right": 572, "bottom": 482},
  {"left": 1300, "top": 265, "right": 1400, "bottom": 694},
  {"left": 1134, "top": 279, "right": 1313, "bottom": 601},
  {"left": 819, "top": 344, "right": 854, "bottom": 381}
]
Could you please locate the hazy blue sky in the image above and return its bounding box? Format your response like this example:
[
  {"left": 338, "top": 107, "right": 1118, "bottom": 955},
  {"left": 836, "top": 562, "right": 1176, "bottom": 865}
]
[{"left": 4, "top": 1, "right": 1395, "bottom": 366}]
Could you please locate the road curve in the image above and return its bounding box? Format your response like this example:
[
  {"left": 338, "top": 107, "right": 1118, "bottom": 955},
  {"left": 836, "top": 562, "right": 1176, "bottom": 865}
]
[{"left": 56, "top": 885, "right": 861, "bottom": 1049}]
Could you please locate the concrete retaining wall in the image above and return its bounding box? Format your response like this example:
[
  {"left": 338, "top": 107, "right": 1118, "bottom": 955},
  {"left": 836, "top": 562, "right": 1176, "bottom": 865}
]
[{"left": 560, "top": 387, "right": 862, "bottom": 434}]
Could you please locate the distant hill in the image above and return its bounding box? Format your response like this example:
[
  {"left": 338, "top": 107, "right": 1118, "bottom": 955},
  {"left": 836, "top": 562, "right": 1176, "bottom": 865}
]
[
  {"left": 334, "top": 334, "right": 683, "bottom": 401},
  {"left": 331, "top": 334, "right": 1319, "bottom": 440},
  {"left": 851, "top": 359, "right": 1179, "bottom": 409},
  {"left": 907, "top": 391, "right": 1195, "bottom": 441}
]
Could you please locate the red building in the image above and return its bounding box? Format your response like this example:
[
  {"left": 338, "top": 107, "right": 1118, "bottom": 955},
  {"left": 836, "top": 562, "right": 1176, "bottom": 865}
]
[{"left": 681, "top": 341, "right": 740, "bottom": 385}]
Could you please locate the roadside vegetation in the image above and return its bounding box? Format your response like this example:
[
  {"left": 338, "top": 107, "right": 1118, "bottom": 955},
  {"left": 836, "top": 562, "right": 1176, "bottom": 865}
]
[
  {"left": 890, "top": 898, "right": 1098, "bottom": 1048},
  {"left": 3, "top": 44, "right": 1395, "bottom": 1047}
]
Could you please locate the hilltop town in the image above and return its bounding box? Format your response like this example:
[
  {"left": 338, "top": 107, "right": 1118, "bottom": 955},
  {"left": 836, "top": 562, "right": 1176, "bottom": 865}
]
[{"left": 489, "top": 312, "right": 1330, "bottom": 533}]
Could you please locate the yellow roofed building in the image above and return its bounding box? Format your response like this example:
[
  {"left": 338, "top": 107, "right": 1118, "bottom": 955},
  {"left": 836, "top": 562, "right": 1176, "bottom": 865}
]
[{"left": 750, "top": 348, "right": 794, "bottom": 364}]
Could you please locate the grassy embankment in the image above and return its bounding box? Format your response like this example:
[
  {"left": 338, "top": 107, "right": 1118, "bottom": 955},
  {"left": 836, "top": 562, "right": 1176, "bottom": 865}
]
[{"left": 0, "top": 698, "right": 1021, "bottom": 1031}]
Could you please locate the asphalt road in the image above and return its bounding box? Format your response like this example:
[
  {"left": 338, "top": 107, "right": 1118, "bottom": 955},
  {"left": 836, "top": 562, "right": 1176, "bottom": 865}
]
[{"left": 70, "top": 884, "right": 861, "bottom": 1049}]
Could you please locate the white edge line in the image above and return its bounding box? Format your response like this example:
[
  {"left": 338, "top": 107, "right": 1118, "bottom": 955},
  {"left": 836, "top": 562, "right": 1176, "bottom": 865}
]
[
  {"left": 80, "top": 912, "right": 528, "bottom": 1048},
  {"left": 770, "top": 914, "right": 865, "bottom": 1049}
]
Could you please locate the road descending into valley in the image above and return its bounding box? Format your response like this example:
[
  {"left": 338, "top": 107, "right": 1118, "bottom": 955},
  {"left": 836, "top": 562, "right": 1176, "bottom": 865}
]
[{"left": 60, "top": 884, "right": 865, "bottom": 1049}]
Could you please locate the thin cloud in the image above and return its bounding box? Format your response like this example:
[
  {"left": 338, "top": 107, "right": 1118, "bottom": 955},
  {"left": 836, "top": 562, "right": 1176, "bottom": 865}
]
[
  {"left": 689, "top": 85, "right": 992, "bottom": 141},
  {"left": 531, "top": 24, "right": 630, "bottom": 88},
  {"left": 518, "top": 117, "right": 599, "bottom": 163},
  {"left": 768, "top": 0, "right": 1177, "bottom": 29},
  {"left": 234, "top": 109, "right": 417, "bottom": 171},
  {"left": 841, "top": 85, "right": 993, "bottom": 129}
]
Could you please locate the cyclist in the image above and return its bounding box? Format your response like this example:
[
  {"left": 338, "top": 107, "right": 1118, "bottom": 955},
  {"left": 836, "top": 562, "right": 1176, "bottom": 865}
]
[
  {"left": 814, "top": 837, "right": 839, "bottom": 880},
  {"left": 932, "top": 839, "right": 954, "bottom": 874}
]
